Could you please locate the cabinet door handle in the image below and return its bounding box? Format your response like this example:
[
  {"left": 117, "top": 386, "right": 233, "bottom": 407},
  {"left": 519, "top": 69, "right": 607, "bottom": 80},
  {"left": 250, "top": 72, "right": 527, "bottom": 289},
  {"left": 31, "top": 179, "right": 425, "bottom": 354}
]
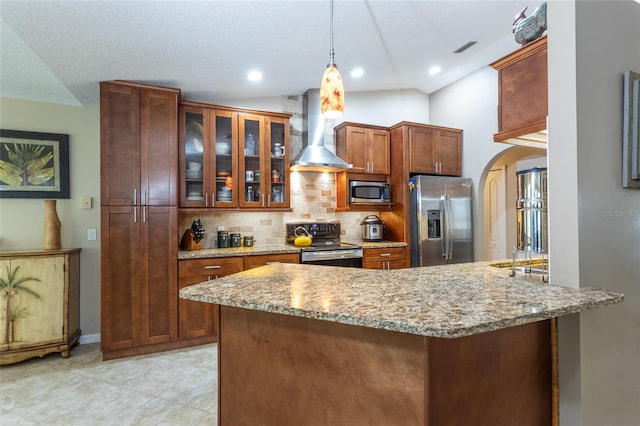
[
  {"left": 142, "top": 206, "right": 146, "bottom": 223},
  {"left": 204, "top": 265, "right": 222, "bottom": 270},
  {"left": 133, "top": 189, "right": 137, "bottom": 205},
  {"left": 380, "top": 253, "right": 392, "bottom": 257},
  {"left": 211, "top": 193, "right": 215, "bottom": 207},
  {"left": 133, "top": 206, "right": 137, "bottom": 223},
  {"left": 142, "top": 189, "right": 146, "bottom": 205},
  {"left": 267, "top": 195, "right": 271, "bottom": 208},
  {"left": 205, "top": 193, "right": 209, "bottom": 207}
]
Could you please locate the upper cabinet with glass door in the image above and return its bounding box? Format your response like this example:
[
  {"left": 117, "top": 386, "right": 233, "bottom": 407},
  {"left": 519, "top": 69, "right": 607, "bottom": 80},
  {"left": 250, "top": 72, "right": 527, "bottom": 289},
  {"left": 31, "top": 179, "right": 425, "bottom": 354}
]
[
  {"left": 267, "top": 116, "right": 290, "bottom": 208},
  {"left": 179, "top": 102, "right": 290, "bottom": 210}
]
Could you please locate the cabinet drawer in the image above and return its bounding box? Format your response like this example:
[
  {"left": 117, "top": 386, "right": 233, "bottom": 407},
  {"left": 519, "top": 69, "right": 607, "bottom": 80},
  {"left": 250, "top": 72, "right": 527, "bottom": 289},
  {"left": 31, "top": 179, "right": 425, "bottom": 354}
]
[
  {"left": 363, "top": 247, "right": 406, "bottom": 262},
  {"left": 179, "top": 257, "right": 243, "bottom": 278},
  {"left": 244, "top": 253, "right": 300, "bottom": 270}
]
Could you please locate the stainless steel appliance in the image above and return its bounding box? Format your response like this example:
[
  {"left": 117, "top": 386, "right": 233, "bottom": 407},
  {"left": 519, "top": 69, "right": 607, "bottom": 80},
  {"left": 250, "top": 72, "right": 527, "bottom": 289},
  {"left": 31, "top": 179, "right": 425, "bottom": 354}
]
[
  {"left": 360, "top": 215, "right": 384, "bottom": 241},
  {"left": 409, "top": 175, "right": 474, "bottom": 267},
  {"left": 515, "top": 167, "right": 548, "bottom": 253},
  {"left": 349, "top": 181, "right": 391, "bottom": 203},
  {"left": 510, "top": 167, "right": 548, "bottom": 281},
  {"left": 286, "top": 221, "right": 363, "bottom": 267}
]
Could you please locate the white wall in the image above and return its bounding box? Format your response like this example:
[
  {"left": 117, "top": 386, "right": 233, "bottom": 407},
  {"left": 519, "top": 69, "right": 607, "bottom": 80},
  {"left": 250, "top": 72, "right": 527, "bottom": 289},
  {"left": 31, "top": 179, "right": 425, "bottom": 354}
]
[
  {"left": 574, "top": 1, "right": 639, "bottom": 424},
  {"left": 548, "top": 1, "right": 640, "bottom": 425},
  {"left": 222, "top": 88, "right": 430, "bottom": 128},
  {"left": 0, "top": 98, "right": 101, "bottom": 339}
]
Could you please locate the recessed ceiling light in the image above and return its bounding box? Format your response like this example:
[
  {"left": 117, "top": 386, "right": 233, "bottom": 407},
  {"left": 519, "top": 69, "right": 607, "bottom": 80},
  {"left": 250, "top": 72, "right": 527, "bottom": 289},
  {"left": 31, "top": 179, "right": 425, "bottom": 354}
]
[
  {"left": 351, "top": 68, "right": 364, "bottom": 78},
  {"left": 247, "top": 70, "right": 263, "bottom": 82},
  {"left": 428, "top": 66, "right": 442, "bottom": 76}
]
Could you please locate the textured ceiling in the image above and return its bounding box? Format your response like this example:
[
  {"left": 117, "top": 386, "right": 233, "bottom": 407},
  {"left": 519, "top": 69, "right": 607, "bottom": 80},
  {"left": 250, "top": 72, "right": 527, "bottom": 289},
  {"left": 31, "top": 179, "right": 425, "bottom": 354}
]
[{"left": 0, "top": 0, "right": 536, "bottom": 107}]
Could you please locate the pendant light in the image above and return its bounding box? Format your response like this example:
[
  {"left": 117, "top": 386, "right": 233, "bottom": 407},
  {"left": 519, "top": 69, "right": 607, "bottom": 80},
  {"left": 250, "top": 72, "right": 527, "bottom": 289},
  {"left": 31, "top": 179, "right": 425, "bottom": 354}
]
[{"left": 320, "top": 0, "right": 344, "bottom": 119}]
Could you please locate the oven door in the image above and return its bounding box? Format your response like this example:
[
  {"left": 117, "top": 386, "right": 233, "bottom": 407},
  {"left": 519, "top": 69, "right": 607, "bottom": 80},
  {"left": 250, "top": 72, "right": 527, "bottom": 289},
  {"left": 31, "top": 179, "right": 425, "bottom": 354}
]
[{"left": 301, "top": 249, "right": 363, "bottom": 268}]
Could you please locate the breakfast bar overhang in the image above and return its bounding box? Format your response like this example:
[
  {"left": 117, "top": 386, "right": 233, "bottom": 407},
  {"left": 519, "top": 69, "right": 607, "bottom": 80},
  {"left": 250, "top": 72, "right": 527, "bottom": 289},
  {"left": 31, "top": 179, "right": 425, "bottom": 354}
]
[{"left": 180, "top": 262, "right": 623, "bottom": 425}]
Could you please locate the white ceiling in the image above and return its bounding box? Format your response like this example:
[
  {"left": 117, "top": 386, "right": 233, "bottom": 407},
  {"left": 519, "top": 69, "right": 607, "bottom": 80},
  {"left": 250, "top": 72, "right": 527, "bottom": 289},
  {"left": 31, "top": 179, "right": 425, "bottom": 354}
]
[{"left": 0, "top": 0, "right": 537, "bottom": 107}]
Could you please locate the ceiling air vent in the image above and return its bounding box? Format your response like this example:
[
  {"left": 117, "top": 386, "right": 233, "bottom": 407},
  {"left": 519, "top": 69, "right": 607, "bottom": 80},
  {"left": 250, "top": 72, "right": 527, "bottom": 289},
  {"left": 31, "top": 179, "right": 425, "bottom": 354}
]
[{"left": 453, "top": 41, "right": 477, "bottom": 54}]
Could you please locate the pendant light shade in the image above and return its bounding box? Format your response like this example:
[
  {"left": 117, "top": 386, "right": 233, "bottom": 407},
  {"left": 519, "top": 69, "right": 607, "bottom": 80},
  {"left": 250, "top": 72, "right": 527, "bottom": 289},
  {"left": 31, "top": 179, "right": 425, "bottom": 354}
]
[
  {"left": 320, "top": 0, "right": 344, "bottom": 119},
  {"left": 320, "top": 65, "right": 344, "bottom": 119}
]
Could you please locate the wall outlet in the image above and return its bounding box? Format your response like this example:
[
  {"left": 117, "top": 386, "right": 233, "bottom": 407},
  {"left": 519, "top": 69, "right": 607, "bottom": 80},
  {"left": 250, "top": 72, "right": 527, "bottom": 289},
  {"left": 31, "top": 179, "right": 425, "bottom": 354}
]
[
  {"left": 88, "top": 229, "right": 97, "bottom": 241},
  {"left": 81, "top": 196, "right": 92, "bottom": 209}
]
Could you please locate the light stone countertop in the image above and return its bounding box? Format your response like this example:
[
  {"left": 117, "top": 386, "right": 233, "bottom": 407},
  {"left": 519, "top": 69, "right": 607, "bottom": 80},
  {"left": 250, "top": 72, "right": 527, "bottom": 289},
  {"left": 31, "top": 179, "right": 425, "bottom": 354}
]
[
  {"left": 179, "top": 261, "right": 623, "bottom": 338},
  {"left": 178, "top": 241, "right": 406, "bottom": 260},
  {"left": 178, "top": 244, "right": 300, "bottom": 260}
]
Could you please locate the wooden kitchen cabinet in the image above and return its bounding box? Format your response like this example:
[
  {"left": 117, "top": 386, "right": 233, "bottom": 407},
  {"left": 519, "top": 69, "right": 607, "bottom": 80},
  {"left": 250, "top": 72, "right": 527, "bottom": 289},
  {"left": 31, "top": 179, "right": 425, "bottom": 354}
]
[
  {"left": 491, "top": 36, "right": 547, "bottom": 148},
  {"left": 335, "top": 122, "right": 390, "bottom": 175},
  {"left": 178, "top": 257, "right": 243, "bottom": 340},
  {"left": 243, "top": 253, "right": 300, "bottom": 270},
  {"left": 101, "top": 205, "right": 178, "bottom": 359},
  {"left": 179, "top": 102, "right": 291, "bottom": 210},
  {"left": 100, "top": 81, "right": 179, "bottom": 206},
  {"left": 101, "top": 81, "right": 183, "bottom": 360},
  {"left": 393, "top": 122, "right": 462, "bottom": 177},
  {"left": 0, "top": 249, "right": 81, "bottom": 365},
  {"left": 363, "top": 246, "right": 408, "bottom": 270}
]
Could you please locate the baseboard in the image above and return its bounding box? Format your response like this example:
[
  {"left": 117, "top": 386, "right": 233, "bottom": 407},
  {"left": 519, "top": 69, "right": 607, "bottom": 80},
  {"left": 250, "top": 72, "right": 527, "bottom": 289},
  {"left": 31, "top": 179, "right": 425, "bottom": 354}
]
[{"left": 79, "top": 333, "right": 100, "bottom": 344}]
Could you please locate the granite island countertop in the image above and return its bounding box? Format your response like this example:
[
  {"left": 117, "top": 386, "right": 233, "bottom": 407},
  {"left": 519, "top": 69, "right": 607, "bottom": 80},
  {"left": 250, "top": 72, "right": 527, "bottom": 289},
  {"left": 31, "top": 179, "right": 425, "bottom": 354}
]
[{"left": 180, "top": 261, "right": 623, "bottom": 338}]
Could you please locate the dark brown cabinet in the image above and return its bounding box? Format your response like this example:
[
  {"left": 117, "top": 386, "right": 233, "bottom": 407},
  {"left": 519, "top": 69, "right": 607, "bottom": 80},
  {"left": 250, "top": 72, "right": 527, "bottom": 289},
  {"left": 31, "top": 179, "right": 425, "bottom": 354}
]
[
  {"left": 178, "top": 257, "right": 243, "bottom": 340},
  {"left": 179, "top": 102, "right": 291, "bottom": 210},
  {"left": 491, "top": 36, "right": 547, "bottom": 147},
  {"left": 395, "top": 122, "right": 462, "bottom": 177},
  {"left": 363, "top": 247, "right": 408, "bottom": 270},
  {"left": 336, "top": 122, "right": 390, "bottom": 175},
  {"left": 100, "top": 81, "right": 182, "bottom": 360}
]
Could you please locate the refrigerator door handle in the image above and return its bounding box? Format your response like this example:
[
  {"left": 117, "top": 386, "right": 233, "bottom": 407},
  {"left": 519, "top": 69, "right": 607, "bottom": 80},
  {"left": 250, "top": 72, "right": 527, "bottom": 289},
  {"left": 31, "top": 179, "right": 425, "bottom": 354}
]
[
  {"left": 442, "top": 194, "right": 453, "bottom": 260},
  {"left": 440, "top": 195, "right": 447, "bottom": 259}
]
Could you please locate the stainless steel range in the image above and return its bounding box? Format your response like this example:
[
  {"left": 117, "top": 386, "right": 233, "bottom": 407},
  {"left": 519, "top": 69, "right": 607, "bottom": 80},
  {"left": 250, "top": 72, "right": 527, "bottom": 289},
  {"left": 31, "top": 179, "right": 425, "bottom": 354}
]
[{"left": 286, "top": 221, "right": 363, "bottom": 267}]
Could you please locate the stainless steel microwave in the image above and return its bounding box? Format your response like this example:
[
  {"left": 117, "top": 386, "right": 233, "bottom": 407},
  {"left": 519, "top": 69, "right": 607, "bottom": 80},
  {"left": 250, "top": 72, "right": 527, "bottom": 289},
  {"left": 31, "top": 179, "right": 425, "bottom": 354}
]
[{"left": 350, "top": 181, "right": 391, "bottom": 203}]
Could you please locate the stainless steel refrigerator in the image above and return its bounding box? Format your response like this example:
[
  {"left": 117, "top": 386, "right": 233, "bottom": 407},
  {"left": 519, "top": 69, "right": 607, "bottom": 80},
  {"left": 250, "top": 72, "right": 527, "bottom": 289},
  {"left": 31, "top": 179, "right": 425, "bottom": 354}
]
[{"left": 409, "top": 175, "right": 474, "bottom": 267}]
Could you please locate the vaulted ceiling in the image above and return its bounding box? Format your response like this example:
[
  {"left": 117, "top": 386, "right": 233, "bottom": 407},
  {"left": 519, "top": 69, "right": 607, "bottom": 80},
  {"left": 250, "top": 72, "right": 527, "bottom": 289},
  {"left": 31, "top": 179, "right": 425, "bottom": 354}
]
[{"left": 0, "top": 0, "right": 535, "bottom": 107}]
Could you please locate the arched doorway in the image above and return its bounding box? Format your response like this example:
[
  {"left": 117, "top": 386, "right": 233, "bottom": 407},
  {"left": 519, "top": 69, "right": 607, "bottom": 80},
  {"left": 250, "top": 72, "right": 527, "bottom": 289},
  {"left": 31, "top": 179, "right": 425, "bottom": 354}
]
[{"left": 478, "top": 146, "right": 547, "bottom": 261}]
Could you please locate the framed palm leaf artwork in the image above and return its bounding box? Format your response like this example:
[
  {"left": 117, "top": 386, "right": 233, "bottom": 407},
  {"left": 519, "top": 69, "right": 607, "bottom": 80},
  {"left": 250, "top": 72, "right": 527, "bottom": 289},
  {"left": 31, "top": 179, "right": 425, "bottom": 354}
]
[{"left": 0, "top": 129, "right": 70, "bottom": 198}]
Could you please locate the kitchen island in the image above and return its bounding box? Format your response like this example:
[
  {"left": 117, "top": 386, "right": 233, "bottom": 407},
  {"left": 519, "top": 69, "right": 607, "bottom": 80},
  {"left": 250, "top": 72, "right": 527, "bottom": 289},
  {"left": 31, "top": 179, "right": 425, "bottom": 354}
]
[{"left": 180, "top": 262, "right": 623, "bottom": 425}]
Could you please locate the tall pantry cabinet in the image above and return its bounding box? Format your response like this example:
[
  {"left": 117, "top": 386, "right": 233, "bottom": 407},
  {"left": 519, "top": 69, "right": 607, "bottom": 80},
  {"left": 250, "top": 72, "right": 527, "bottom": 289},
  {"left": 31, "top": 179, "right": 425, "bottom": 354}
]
[{"left": 100, "top": 81, "right": 182, "bottom": 360}]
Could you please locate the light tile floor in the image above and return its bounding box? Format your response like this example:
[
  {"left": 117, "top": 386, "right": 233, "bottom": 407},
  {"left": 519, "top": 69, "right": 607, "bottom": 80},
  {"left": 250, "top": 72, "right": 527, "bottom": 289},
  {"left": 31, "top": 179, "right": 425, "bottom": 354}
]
[{"left": 0, "top": 343, "right": 218, "bottom": 425}]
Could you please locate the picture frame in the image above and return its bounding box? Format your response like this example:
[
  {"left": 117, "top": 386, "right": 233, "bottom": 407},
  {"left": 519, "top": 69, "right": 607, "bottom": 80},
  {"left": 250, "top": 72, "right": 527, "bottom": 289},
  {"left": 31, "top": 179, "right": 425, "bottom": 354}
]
[
  {"left": 623, "top": 70, "right": 640, "bottom": 189},
  {"left": 0, "top": 129, "right": 70, "bottom": 198}
]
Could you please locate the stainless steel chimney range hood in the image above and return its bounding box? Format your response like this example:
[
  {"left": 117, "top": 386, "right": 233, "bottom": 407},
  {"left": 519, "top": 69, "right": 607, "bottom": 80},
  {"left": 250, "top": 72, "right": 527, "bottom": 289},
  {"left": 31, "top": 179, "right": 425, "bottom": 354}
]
[{"left": 290, "top": 89, "right": 352, "bottom": 172}]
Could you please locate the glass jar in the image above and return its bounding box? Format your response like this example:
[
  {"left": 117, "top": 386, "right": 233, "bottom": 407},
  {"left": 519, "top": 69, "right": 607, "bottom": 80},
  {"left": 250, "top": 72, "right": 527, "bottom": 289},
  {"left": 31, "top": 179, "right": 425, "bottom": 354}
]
[
  {"left": 217, "top": 231, "right": 229, "bottom": 248},
  {"left": 230, "top": 233, "right": 241, "bottom": 247},
  {"left": 246, "top": 185, "right": 254, "bottom": 202},
  {"left": 245, "top": 134, "right": 257, "bottom": 156},
  {"left": 272, "top": 187, "right": 282, "bottom": 203},
  {"left": 272, "top": 169, "right": 280, "bottom": 183}
]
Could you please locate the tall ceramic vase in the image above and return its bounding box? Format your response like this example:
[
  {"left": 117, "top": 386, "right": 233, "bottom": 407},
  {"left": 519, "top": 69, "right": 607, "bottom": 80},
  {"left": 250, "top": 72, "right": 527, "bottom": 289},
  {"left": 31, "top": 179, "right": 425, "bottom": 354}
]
[{"left": 44, "top": 199, "right": 61, "bottom": 250}]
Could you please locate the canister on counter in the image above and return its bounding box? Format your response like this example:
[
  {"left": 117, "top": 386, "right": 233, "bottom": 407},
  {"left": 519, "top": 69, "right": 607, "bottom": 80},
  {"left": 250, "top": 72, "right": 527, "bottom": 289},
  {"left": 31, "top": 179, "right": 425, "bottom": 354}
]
[
  {"left": 243, "top": 235, "right": 254, "bottom": 247},
  {"left": 230, "top": 233, "right": 241, "bottom": 247},
  {"left": 217, "top": 230, "right": 229, "bottom": 248}
]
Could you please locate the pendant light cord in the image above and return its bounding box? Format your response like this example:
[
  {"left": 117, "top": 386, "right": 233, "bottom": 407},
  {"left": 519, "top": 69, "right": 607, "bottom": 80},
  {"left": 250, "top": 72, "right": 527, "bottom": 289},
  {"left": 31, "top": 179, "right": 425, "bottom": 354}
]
[{"left": 328, "top": 0, "right": 336, "bottom": 67}]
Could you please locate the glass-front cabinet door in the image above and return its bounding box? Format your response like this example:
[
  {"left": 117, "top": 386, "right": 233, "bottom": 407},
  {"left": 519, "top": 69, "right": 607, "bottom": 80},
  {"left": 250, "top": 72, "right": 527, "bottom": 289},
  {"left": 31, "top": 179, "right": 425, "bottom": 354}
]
[
  {"left": 239, "top": 114, "right": 265, "bottom": 208},
  {"left": 267, "top": 117, "right": 289, "bottom": 208},
  {"left": 180, "top": 106, "right": 207, "bottom": 208},
  {"left": 211, "top": 110, "right": 238, "bottom": 207}
]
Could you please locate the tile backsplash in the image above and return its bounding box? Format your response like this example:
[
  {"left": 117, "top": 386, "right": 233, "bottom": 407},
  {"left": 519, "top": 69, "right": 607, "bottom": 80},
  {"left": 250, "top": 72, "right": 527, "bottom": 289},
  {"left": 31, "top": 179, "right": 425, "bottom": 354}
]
[{"left": 179, "top": 171, "right": 379, "bottom": 248}]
